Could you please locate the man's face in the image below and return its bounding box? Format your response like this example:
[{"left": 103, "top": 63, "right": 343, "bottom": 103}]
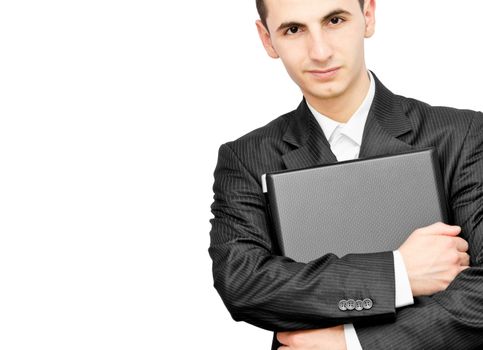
[{"left": 257, "top": 0, "right": 375, "bottom": 104}]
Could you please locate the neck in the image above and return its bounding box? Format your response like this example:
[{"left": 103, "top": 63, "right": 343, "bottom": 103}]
[{"left": 304, "top": 69, "right": 371, "bottom": 123}]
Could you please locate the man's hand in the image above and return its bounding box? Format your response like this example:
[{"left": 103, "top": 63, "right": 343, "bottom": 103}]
[
  {"left": 399, "top": 222, "right": 470, "bottom": 296},
  {"left": 277, "top": 326, "right": 347, "bottom": 350}
]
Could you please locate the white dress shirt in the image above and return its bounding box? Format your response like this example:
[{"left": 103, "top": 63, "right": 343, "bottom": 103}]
[{"left": 307, "top": 72, "right": 414, "bottom": 350}]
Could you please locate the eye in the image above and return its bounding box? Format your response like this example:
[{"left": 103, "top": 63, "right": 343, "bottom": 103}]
[
  {"left": 286, "top": 26, "right": 300, "bottom": 35},
  {"left": 329, "top": 16, "right": 343, "bottom": 25}
]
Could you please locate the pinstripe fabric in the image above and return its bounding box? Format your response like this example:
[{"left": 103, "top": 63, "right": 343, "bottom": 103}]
[{"left": 209, "top": 74, "right": 483, "bottom": 349}]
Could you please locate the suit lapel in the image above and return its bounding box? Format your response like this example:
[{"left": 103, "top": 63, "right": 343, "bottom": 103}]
[
  {"left": 359, "top": 74, "right": 414, "bottom": 158},
  {"left": 282, "top": 101, "right": 337, "bottom": 170},
  {"left": 281, "top": 74, "right": 415, "bottom": 170}
]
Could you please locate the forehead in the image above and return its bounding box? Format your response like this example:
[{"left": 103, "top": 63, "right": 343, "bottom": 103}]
[{"left": 264, "top": 0, "right": 359, "bottom": 25}]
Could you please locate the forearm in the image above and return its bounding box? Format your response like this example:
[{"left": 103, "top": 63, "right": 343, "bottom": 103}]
[
  {"left": 355, "top": 265, "right": 483, "bottom": 349},
  {"left": 210, "top": 229, "right": 396, "bottom": 330}
]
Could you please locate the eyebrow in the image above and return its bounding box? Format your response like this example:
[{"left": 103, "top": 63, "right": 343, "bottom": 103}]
[{"left": 276, "top": 9, "right": 352, "bottom": 33}]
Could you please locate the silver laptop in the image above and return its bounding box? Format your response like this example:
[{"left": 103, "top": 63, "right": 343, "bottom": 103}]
[{"left": 262, "top": 148, "right": 449, "bottom": 263}]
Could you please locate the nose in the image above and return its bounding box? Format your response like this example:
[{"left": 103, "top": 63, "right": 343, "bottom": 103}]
[{"left": 307, "top": 31, "right": 333, "bottom": 62}]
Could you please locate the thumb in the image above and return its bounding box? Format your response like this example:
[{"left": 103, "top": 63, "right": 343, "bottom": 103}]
[{"left": 421, "top": 222, "right": 461, "bottom": 236}]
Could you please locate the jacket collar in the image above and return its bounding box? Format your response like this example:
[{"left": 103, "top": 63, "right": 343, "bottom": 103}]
[{"left": 282, "top": 73, "right": 414, "bottom": 170}]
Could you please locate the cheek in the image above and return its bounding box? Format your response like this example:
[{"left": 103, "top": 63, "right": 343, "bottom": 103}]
[
  {"left": 273, "top": 38, "right": 307, "bottom": 63},
  {"left": 278, "top": 56, "right": 307, "bottom": 87},
  {"left": 277, "top": 49, "right": 305, "bottom": 75},
  {"left": 334, "top": 34, "right": 365, "bottom": 63}
]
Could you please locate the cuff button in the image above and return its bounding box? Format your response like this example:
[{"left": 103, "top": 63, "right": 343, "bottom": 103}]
[
  {"left": 346, "top": 299, "right": 356, "bottom": 310},
  {"left": 362, "top": 298, "right": 373, "bottom": 310}
]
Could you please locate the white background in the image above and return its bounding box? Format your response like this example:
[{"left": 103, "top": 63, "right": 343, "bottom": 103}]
[{"left": 1, "top": 1, "right": 482, "bottom": 349}]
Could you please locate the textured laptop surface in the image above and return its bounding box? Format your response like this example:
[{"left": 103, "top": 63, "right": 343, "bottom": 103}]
[{"left": 264, "top": 149, "right": 448, "bottom": 263}]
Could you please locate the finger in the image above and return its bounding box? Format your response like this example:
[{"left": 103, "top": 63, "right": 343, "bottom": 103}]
[
  {"left": 455, "top": 237, "right": 469, "bottom": 252},
  {"left": 277, "top": 332, "right": 289, "bottom": 345},
  {"left": 420, "top": 222, "right": 461, "bottom": 236},
  {"left": 459, "top": 252, "right": 470, "bottom": 266},
  {"left": 438, "top": 225, "right": 461, "bottom": 236}
]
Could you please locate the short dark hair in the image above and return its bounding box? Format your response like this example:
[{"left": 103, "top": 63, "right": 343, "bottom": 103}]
[{"left": 256, "top": 0, "right": 365, "bottom": 29}]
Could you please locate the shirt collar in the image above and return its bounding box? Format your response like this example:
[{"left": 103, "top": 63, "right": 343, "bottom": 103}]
[{"left": 307, "top": 71, "right": 376, "bottom": 146}]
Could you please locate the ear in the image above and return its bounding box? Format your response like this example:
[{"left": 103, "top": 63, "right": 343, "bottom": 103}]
[
  {"left": 256, "top": 20, "right": 279, "bottom": 59},
  {"left": 363, "top": 0, "right": 376, "bottom": 38}
]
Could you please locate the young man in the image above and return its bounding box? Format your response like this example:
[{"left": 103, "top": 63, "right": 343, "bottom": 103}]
[{"left": 209, "top": 0, "right": 483, "bottom": 349}]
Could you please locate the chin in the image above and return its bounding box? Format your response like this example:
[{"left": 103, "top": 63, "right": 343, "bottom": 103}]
[{"left": 307, "top": 85, "right": 346, "bottom": 100}]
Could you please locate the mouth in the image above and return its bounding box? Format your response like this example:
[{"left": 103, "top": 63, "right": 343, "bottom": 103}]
[{"left": 306, "top": 67, "right": 340, "bottom": 80}]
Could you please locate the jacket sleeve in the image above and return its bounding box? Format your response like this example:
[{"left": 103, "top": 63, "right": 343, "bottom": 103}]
[
  {"left": 209, "top": 142, "right": 396, "bottom": 332},
  {"left": 355, "top": 113, "right": 483, "bottom": 349}
]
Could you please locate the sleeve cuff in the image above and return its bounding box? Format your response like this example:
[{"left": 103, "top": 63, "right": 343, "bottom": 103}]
[
  {"left": 344, "top": 323, "right": 363, "bottom": 350},
  {"left": 393, "top": 250, "right": 414, "bottom": 308}
]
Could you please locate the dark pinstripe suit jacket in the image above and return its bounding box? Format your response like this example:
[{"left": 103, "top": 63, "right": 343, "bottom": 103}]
[{"left": 209, "top": 74, "right": 483, "bottom": 349}]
